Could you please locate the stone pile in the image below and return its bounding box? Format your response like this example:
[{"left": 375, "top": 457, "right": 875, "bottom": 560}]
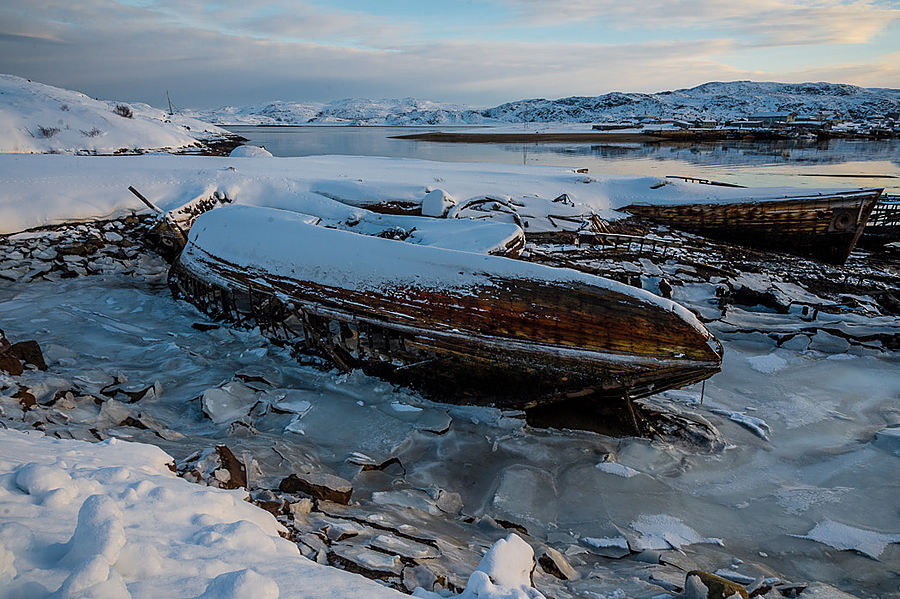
[{"left": 0, "top": 215, "right": 167, "bottom": 284}]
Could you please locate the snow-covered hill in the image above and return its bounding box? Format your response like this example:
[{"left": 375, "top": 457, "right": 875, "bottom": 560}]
[
  {"left": 193, "top": 81, "right": 900, "bottom": 125},
  {"left": 0, "top": 75, "right": 234, "bottom": 154},
  {"left": 484, "top": 81, "right": 900, "bottom": 123},
  {"left": 190, "top": 97, "right": 489, "bottom": 126}
]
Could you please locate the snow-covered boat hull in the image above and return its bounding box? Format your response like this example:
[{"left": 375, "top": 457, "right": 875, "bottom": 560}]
[
  {"left": 170, "top": 205, "right": 722, "bottom": 408},
  {"left": 623, "top": 188, "right": 882, "bottom": 264}
]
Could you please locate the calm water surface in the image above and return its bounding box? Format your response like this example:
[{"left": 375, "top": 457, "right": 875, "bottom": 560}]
[{"left": 225, "top": 125, "right": 900, "bottom": 193}]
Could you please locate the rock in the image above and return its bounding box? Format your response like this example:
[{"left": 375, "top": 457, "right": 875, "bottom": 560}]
[
  {"left": 103, "top": 231, "right": 123, "bottom": 243},
  {"left": 214, "top": 445, "right": 247, "bottom": 490},
  {"left": 280, "top": 472, "right": 353, "bottom": 505},
  {"left": 0, "top": 353, "right": 23, "bottom": 376},
  {"left": 686, "top": 571, "right": 750, "bottom": 599},
  {"left": 13, "top": 388, "right": 36, "bottom": 410},
  {"left": 9, "top": 341, "right": 48, "bottom": 371},
  {"left": 537, "top": 545, "right": 580, "bottom": 580},
  {"left": 250, "top": 489, "right": 285, "bottom": 515}
]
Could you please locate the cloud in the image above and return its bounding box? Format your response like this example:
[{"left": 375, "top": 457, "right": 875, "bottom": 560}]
[
  {"left": 0, "top": 0, "right": 897, "bottom": 108},
  {"left": 501, "top": 0, "right": 900, "bottom": 46}
]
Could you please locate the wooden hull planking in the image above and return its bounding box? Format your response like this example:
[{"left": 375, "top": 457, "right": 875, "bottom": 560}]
[
  {"left": 858, "top": 197, "right": 900, "bottom": 249},
  {"left": 170, "top": 207, "right": 722, "bottom": 409},
  {"left": 623, "top": 188, "right": 882, "bottom": 264}
]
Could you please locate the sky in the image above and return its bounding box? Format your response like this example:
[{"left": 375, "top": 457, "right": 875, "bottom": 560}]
[{"left": 1, "top": 0, "right": 899, "bottom": 109}]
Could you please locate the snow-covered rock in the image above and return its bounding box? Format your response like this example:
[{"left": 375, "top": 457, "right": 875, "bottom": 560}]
[
  {"left": 421, "top": 189, "right": 456, "bottom": 217},
  {"left": 230, "top": 145, "right": 273, "bottom": 158},
  {"left": 0, "top": 74, "right": 232, "bottom": 154},
  {"left": 414, "top": 533, "right": 544, "bottom": 599}
]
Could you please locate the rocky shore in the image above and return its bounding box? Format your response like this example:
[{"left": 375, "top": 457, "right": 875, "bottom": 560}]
[{"left": 1, "top": 216, "right": 898, "bottom": 598}]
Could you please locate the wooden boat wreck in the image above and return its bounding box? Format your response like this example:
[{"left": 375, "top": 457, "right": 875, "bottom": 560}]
[
  {"left": 622, "top": 183, "right": 883, "bottom": 265},
  {"left": 131, "top": 186, "right": 526, "bottom": 261},
  {"left": 858, "top": 195, "right": 900, "bottom": 250},
  {"left": 169, "top": 204, "right": 722, "bottom": 410}
]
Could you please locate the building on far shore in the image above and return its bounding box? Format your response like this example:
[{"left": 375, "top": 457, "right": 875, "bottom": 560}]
[{"left": 748, "top": 112, "right": 796, "bottom": 127}]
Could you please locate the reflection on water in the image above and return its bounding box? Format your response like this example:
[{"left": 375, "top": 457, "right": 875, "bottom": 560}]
[{"left": 224, "top": 126, "right": 900, "bottom": 193}]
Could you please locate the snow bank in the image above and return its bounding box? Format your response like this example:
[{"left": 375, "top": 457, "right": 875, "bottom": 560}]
[
  {"left": 0, "top": 154, "right": 614, "bottom": 234},
  {"left": 0, "top": 428, "right": 405, "bottom": 599},
  {"left": 0, "top": 74, "right": 231, "bottom": 154},
  {"left": 0, "top": 153, "right": 864, "bottom": 237},
  {"left": 230, "top": 145, "right": 273, "bottom": 158}
]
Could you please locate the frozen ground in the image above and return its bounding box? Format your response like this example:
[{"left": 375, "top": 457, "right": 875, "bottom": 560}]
[{"left": 0, "top": 222, "right": 897, "bottom": 597}]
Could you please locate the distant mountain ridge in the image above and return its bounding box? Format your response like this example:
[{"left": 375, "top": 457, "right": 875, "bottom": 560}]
[{"left": 190, "top": 81, "right": 900, "bottom": 126}]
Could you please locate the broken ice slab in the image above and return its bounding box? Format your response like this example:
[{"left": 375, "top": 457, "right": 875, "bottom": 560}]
[
  {"left": 369, "top": 534, "right": 440, "bottom": 559},
  {"left": 330, "top": 544, "right": 404, "bottom": 578},
  {"left": 872, "top": 425, "right": 900, "bottom": 455},
  {"left": 201, "top": 381, "right": 259, "bottom": 424},
  {"left": 794, "top": 519, "right": 900, "bottom": 560}
]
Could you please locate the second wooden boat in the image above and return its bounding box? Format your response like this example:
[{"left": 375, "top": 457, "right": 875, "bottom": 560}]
[{"left": 622, "top": 185, "right": 882, "bottom": 264}]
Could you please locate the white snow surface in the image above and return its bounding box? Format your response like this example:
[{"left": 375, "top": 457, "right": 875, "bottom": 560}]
[
  {"left": 0, "top": 154, "right": 871, "bottom": 237},
  {"left": 0, "top": 428, "right": 406, "bottom": 599},
  {"left": 0, "top": 75, "right": 231, "bottom": 154}
]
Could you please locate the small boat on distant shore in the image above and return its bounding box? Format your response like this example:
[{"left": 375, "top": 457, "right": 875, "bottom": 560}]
[
  {"left": 169, "top": 205, "right": 722, "bottom": 409},
  {"left": 622, "top": 183, "right": 882, "bottom": 264}
]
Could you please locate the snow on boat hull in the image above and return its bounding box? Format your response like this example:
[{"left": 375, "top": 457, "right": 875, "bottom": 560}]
[
  {"left": 170, "top": 205, "right": 722, "bottom": 408},
  {"left": 623, "top": 188, "right": 882, "bottom": 264}
]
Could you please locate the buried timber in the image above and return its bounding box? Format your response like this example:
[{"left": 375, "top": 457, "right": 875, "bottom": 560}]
[{"left": 168, "top": 205, "right": 722, "bottom": 414}]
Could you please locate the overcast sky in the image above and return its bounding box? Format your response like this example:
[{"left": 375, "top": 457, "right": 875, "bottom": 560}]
[{"left": 1, "top": 0, "right": 898, "bottom": 109}]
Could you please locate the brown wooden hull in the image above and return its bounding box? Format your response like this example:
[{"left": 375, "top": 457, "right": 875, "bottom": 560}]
[
  {"left": 170, "top": 206, "right": 722, "bottom": 409},
  {"left": 623, "top": 189, "right": 882, "bottom": 264}
]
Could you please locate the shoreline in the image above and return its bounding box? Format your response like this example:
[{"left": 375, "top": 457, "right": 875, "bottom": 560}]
[{"left": 390, "top": 130, "right": 898, "bottom": 143}]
